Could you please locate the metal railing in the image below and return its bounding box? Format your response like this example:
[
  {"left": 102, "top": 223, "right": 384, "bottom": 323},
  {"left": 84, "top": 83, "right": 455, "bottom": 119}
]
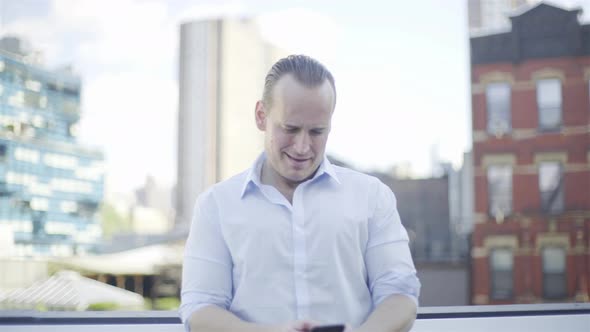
[{"left": 1, "top": 303, "right": 589, "bottom": 332}]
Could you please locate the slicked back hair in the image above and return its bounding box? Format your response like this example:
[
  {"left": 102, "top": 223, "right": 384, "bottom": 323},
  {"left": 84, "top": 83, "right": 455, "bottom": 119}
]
[{"left": 262, "top": 54, "right": 336, "bottom": 109}]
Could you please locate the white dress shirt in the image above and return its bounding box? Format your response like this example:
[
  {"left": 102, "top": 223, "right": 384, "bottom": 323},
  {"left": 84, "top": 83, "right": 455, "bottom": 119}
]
[{"left": 180, "top": 153, "right": 420, "bottom": 329}]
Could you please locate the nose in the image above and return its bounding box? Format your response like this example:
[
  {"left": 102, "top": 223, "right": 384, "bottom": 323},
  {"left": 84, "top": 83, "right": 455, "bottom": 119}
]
[{"left": 293, "top": 131, "right": 311, "bottom": 155}]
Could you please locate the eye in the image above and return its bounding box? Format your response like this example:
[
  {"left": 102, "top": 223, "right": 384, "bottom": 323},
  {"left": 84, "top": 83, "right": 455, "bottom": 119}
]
[
  {"left": 284, "top": 127, "right": 298, "bottom": 133},
  {"left": 310, "top": 129, "right": 324, "bottom": 136}
]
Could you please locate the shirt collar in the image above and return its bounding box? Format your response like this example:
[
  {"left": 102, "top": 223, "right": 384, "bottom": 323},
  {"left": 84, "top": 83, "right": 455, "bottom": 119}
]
[
  {"left": 240, "top": 152, "right": 266, "bottom": 197},
  {"left": 240, "top": 152, "right": 341, "bottom": 198},
  {"left": 317, "top": 155, "right": 341, "bottom": 185}
]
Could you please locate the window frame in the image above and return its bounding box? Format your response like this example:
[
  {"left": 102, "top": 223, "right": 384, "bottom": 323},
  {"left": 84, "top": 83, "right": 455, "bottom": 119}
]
[
  {"left": 541, "top": 246, "right": 568, "bottom": 300},
  {"left": 538, "top": 161, "right": 564, "bottom": 215},
  {"left": 487, "top": 164, "right": 513, "bottom": 219},
  {"left": 489, "top": 247, "right": 514, "bottom": 301},
  {"left": 536, "top": 78, "right": 562, "bottom": 131},
  {"left": 485, "top": 82, "right": 512, "bottom": 136}
]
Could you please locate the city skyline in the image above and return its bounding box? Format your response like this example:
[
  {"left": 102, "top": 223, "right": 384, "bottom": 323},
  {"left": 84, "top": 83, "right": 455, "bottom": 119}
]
[
  {"left": 2, "top": 0, "right": 590, "bottom": 195},
  {"left": 0, "top": 36, "right": 105, "bottom": 256}
]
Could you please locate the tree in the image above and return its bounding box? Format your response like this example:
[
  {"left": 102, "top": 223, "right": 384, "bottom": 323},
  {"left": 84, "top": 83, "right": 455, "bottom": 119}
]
[{"left": 100, "top": 202, "right": 131, "bottom": 238}]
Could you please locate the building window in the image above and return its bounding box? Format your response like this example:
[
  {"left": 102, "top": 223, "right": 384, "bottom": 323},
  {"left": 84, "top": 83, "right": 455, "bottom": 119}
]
[
  {"left": 14, "top": 147, "right": 40, "bottom": 164},
  {"left": 0, "top": 144, "right": 6, "bottom": 162},
  {"left": 539, "top": 162, "right": 564, "bottom": 214},
  {"left": 490, "top": 248, "right": 513, "bottom": 300},
  {"left": 63, "top": 99, "right": 80, "bottom": 114},
  {"left": 486, "top": 82, "right": 511, "bottom": 135},
  {"left": 542, "top": 247, "right": 567, "bottom": 300},
  {"left": 487, "top": 164, "right": 512, "bottom": 218},
  {"left": 23, "top": 91, "right": 42, "bottom": 108},
  {"left": 537, "top": 79, "right": 562, "bottom": 130},
  {"left": 8, "top": 91, "right": 24, "bottom": 108},
  {"left": 5, "top": 64, "right": 24, "bottom": 84},
  {"left": 25, "top": 79, "right": 42, "bottom": 92}
]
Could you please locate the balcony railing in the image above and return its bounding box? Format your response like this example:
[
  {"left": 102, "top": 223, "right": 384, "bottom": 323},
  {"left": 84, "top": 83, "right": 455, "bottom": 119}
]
[{"left": 1, "top": 303, "right": 589, "bottom": 331}]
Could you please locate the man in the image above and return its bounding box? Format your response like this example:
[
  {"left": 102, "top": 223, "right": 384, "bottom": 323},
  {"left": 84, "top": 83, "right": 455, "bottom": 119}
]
[{"left": 180, "top": 55, "right": 420, "bottom": 332}]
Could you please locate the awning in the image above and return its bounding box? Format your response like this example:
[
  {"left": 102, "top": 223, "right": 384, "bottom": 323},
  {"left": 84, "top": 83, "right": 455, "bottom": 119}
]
[
  {"left": 53, "top": 244, "right": 183, "bottom": 275},
  {"left": 0, "top": 270, "right": 144, "bottom": 310}
]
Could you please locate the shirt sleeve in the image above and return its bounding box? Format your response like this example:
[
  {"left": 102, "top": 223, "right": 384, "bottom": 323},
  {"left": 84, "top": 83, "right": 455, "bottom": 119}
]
[
  {"left": 179, "top": 189, "right": 233, "bottom": 330},
  {"left": 365, "top": 180, "right": 421, "bottom": 307}
]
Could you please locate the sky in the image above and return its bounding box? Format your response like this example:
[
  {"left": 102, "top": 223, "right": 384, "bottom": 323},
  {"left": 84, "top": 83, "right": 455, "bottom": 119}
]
[{"left": 1, "top": 0, "right": 590, "bottom": 195}]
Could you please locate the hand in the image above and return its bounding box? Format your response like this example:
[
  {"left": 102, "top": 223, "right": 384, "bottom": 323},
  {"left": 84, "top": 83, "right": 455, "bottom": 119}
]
[{"left": 277, "top": 320, "right": 320, "bottom": 332}]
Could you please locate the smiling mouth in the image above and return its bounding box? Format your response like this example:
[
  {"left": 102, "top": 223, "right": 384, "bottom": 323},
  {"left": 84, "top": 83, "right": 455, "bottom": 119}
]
[{"left": 286, "top": 154, "right": 310, "bottom": 163}]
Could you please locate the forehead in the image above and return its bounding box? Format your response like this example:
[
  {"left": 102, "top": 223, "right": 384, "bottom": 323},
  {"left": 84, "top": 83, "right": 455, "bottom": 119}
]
[{"left": 270, "top": 74, "right": 335, "bottom": 123}]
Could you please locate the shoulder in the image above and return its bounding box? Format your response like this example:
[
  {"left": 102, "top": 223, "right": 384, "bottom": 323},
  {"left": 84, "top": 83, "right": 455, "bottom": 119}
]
[
  {"left": 331, "top": 165, "right": 385, "bottom": 189},
  {"left": 198, "top": 170, "right": 249, "bottom": 205},
  {"left": 330, "top": 165, "right": 399, "bottom": 207}
]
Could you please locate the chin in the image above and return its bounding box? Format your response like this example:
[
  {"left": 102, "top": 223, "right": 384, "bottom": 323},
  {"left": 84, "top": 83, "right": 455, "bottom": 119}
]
[{"left": 283, "top": 171, "right": 310, "bottom": 183}]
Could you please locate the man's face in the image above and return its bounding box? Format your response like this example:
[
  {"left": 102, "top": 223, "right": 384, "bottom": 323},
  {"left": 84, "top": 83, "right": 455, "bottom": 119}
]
[{"left": 256, "top": 74, "right": 335, "bottom": 188}]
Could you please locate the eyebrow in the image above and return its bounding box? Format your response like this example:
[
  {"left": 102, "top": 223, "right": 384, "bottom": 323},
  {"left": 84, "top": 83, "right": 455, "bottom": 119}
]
[{"left": 283, "top": 124, "right": 328, "bottom": 130}]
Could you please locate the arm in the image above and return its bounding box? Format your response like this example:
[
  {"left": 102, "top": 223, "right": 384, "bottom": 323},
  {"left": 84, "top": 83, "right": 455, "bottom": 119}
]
[
  {"left": 188, "top": 305, "right": 317, "bottom": 332},
  {"left": 355, "top": 294, "right": 417, "bottom": 332},
  {"left": 180, "top": 191, "right": 316, "bottom": 332},
  {"left": 188, "top": 305, "right": 272, "bottom": 332},
  {"left": 361, "top": 180, "right": 421, "bottom": 332}
]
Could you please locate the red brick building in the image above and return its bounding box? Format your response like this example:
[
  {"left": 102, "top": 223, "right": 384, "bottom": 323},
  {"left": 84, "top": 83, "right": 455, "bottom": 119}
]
[{"left": 470, "top": 3, "right": 590, "bottom": 305}]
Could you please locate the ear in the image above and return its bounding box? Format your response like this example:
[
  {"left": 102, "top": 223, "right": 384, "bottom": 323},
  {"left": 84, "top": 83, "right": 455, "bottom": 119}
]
[{"left": 255, "top": 100, "right": 267, "bottom": 131}]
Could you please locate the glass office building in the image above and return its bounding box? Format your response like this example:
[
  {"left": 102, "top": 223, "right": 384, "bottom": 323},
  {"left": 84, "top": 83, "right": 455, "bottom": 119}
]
[{"left": 0, "top": 39, "right": 104, "bottom": 257}]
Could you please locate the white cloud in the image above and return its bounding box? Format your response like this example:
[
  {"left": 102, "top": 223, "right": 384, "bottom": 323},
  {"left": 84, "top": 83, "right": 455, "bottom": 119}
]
[
  {"left": 2, "top": 15, "right": 61, "bottom": 66},
  {"left": 173, "top": 1, "right": 248, "bottom": 22},
  {"left": 4, "top": 0, "right": 347, "bottom": 194},
  {"left": 3, "top": 0, "right": 480, "bottom": 190},
  {"left": 80, "top": 72, "right": 177, "bottom": 193},
  {"left": 256, "top": 8, "right": 341, "bottom": 65},
  {"left": 68, "top": 0, "right": 175, "bottom": 69},
  {"left": 5, "top": 0, "right": 180, "bottom": 194}
]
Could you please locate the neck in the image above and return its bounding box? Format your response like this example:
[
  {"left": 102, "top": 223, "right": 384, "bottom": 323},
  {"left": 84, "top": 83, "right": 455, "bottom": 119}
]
[{"left": 260, "top": 161, "right": 300, "bottom": 203}]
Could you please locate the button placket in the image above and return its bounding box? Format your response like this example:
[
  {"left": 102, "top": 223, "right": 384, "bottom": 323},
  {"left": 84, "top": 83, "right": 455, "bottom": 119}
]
[{"left": 292, "top": 185, "right": 310, "bottom": 319}]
